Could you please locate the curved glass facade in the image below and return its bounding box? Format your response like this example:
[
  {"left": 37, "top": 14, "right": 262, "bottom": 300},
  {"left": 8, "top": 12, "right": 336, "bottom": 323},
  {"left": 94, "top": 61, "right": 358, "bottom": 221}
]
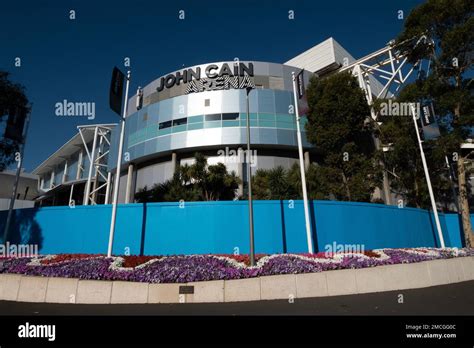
[{"left": 109, "top": 61, "right": 313, "bottom": 171}]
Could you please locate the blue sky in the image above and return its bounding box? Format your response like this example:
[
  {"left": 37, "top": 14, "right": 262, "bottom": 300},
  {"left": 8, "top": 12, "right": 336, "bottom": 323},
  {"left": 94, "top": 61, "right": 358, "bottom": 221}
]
[{"left": 0, "top": 0, "right": 424, "bottom": 171}]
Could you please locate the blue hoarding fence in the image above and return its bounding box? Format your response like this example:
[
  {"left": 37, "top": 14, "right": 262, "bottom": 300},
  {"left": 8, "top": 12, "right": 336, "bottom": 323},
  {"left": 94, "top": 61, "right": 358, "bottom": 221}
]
[{"left": 0, "top": 200, "right": 468, "bottom": 255}]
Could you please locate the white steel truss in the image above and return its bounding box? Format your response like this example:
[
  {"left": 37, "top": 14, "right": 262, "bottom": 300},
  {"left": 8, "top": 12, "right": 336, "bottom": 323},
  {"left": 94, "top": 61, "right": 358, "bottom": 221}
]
[
  {"left": 339, "top": 36, "right": 433, "bottom": 119},
  {"left": 336, "top": 36, "right": 433, "bottom": 205},
  {"left": 78, "top": 125, "right": 114, "bottom": 205}
]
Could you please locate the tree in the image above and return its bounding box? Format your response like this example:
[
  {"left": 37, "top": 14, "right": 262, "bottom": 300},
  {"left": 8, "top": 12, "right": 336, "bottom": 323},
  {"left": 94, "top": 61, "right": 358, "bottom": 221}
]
[
  {"left": 396, "top": 0, "right": 474, "bottom": 244},
  {"left": 252, "top": 166, "right": 297, "bottom": 200},
  {"left": 189, "top": 153, "right": 240, "bottom": 201},
  {"left": 252, "top": 163, "right": 337, "bottom": 201},
  {"left": 305, "top": 72, "right": 383, "bottom": 202},
  {"left": 266, "top": 166, "right": 293, "bottom": 199},
  {"left": 376, "top": 92, "right": 456, "bottom": 210},
  {"left": 0, "top": 71, "right": 30, "bottom": 171},
  {"left": 135, "top": 152, "right": 240, "bottom": 202}
]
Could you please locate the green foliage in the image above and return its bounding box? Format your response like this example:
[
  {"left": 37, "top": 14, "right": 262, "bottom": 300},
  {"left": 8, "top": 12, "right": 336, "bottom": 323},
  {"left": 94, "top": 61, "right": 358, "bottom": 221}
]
[
  {"left": 397, "top": 0, "right": 473, "bottom": 70},
  {"left": 396, "top": 0, "right": 473, "bottom": 132},
  {"left": 0, "top": 71, "right": 30, "bottom": 171},
  {"left": 304, "top": 72, "right": 382, "bottom": 202},
  {"left": 135, "top": 152, "right": 240, "bottom": 202},
  {"left": 385, "top": 0, "right": 473, "bottom": 211},
  {"left": 252, "top": 163, "right": 330, "bottom": 200},
  {"left": 252, "top": 166, "right": 297, "bottom": 200}
]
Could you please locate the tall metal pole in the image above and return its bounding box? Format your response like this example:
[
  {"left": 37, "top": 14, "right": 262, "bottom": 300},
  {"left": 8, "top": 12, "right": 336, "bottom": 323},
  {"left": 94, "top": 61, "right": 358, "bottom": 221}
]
[
  {"left": 292, "top": 72, "right": 314, "bottom": 254},
  {"left": 107, "top": 70, "right": 131, "bottom": 257},
  {"left": 245, "top": 87, "right": 256, "bottom": 266},
  {"left": 3, "top": 111, "right": 30, "bottom": 243},
  {"left": 410, "top": 104, "right": 445, "bottom": 248},
  {"left": 104, "top": 171, "right": 112, "bottom": 205}
]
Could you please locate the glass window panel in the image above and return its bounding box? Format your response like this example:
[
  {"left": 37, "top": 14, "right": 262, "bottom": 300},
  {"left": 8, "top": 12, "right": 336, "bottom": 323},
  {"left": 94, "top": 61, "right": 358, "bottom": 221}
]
[
  {"left": 172, "top": 125, "right": 187, "bottom": 133},
  {"left": 173, "top": 117, "right": 187, "bottom": 126},
  {"left": 159, "top": 121, "right": 172, "bottom": 129},
  {"left": 249, "top": 92, "right": 258, "bottom": 113},
  {"left": 276, "top": 114, "right": 295, "bottom": 122},
  {"left": 135, "top": 129, "right": 147, "bottom": 142},
  {"left": 258, "top": 113, "right": 275, "bottom": 121},
  {"left": 259, "top": 120, "right": 276, "bottom": 128},
  {"left": 204, "top": 121, "right": 221, "bottom": 128},
  {"left": 222, "top": 120, "right": 240, "bottom": 127},
  {"left": 157, "top": 128, "right": 172, "bottom": 136},
  {"left": 256, "top": 89, "right": 275, "bottom": 113},
  {"left": 159, "top": 99, "right": 173, "bottom": 117},
  {"left": 146, "top": 125, "right": 158, "bottom": 138},
  {"left": 274, "top": 90, "right": 292, "bottom": 114},
  {"left": 187, "top": 123, "right": 203, "bottom": 130},
  {"left": 276, "top": 121, "right": 295, "bottom": 129},
  {"left": 205, "top": 114, "right": 221, "bottom": 121},
  {"left": 222, "top": 113, "right": 239, "bottom": 120},
  {"left": 239, "top": 113, "right": 257, "bottom": 125},
  {"left": 188, "top": 115, "right": 203, "bottom": 123}
]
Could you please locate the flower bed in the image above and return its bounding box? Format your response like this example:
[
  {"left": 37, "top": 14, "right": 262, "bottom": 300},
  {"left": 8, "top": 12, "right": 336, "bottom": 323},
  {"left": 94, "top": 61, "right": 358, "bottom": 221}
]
[{"left": 0, "top": 248, "right": 472, "bottom": 284}]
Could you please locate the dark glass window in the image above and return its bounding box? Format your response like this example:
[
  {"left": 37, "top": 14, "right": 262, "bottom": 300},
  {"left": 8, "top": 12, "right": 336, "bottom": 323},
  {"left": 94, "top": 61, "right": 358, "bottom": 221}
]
[
  {"left": 205, "top": 114, "right": 221, "bottom": 121},
  {"left": 159, "top": 121, "right": 172, "bottom": 129},
  {"left": 222, "top": 113, "right": 239, "bottom": 120},
  {"left": 172, "top": 118, "right": 187, "bottom": 126}
]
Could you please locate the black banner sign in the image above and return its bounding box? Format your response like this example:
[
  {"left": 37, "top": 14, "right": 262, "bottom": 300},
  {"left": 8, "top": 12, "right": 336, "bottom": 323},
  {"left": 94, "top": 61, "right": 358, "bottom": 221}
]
[
  {"left": 296, "top": 70, "right": 305, "bottom": 99},
  {"left": 109, "top": 67, "right": 125, "bottom": 116}
]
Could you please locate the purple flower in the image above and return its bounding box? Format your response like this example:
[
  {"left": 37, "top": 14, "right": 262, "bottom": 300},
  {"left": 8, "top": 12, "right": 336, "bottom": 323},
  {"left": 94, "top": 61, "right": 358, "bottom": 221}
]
[{"left": 0, "top": 248, "right": 472, "bottom": 283}]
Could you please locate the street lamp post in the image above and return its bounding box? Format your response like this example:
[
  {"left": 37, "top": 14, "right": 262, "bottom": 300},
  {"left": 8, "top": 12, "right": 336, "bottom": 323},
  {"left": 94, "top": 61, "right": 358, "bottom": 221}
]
[
  {"left": 245, "top": 86, "right": 256, "bottom": 266},
  {"left": 291, "top": 71, "right": 314, "bottom": 254},
  {"left": 410, "top": 103, "right": 445, "bottom": 248},
  {"left": 107, "top": 70, "right": 131, "bottom": 257}
]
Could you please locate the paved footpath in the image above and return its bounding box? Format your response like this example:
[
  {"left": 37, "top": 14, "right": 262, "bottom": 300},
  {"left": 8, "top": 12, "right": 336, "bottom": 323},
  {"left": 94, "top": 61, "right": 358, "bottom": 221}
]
[{"left": 0, "top": 280, "right": 473, "bottom": 316}]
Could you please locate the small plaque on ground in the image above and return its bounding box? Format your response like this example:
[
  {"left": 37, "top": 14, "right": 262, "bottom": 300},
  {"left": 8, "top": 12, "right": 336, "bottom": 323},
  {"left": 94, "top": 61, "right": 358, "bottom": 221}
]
[{"left": 179, "top": 285, "right": 194, "bottom": 294}]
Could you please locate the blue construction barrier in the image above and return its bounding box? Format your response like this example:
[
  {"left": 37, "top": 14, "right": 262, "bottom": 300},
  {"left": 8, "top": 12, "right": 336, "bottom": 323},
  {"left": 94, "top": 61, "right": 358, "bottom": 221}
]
[{"left": 0, "top": 200, "right": 469, "bottom": 255}]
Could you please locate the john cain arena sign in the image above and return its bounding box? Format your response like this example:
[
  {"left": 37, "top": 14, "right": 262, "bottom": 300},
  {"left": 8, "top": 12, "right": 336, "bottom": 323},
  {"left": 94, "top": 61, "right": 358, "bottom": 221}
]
[{"left": 156, "top": 62, "right": 255, "bottom": 94}]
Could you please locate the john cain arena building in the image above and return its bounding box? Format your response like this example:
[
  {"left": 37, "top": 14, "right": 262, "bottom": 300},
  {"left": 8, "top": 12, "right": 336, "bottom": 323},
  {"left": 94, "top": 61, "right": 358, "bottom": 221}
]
[{"left": 32, "top": 38, "right": 384, "bottom": 206}]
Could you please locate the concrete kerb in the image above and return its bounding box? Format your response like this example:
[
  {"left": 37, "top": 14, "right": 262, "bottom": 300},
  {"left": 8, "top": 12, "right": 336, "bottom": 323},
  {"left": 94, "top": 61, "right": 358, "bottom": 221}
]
[
  {"left": 45, "top": 277, "right": 79, "bottom": 304},
  {"left": 446, "top": 257, "right": 467, "bottom": 283},
  {"left": 460, "top": 256, "right": 474, "bottom": 280},
  {"left": 76, "top": 280, "right": 113, "bottom": 304},
  {"left": 17, "top": 276, "right": 48, "bottom": 303},
  {"left": 148, "top": 283, "right": 183, "bottom": 304},
  {"left": 111, "top": 281, "right": 149, "bottom": 304},
  {"left": 354, "top": 266, "right": 385, "bottom": 294},
  {"left": 0, "top": 273, "right": 22, "bottom": 301},
  {"left": 0, "top": 256, "right": 473, "bottom": 304},
  {"left": 224, "top": 277, "right": 261, "bottom": 302},
  {"left": 260, "top": 274, "right": 297, "bottom": 301}
]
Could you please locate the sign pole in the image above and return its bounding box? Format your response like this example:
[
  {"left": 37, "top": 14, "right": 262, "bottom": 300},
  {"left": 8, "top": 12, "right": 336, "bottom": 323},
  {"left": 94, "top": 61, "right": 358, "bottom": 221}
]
[
  {"left": 107, "top": 70, "right": 131, "bottom": 257},
  {"left": 410, "top": 104, "right": 445, "bottom": 248},
  {"left": 245, "top": 87, "right": 256, "bottom": 266},
  {"left": 292, "top": 71, "right": 314, "bottom": 254}
]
